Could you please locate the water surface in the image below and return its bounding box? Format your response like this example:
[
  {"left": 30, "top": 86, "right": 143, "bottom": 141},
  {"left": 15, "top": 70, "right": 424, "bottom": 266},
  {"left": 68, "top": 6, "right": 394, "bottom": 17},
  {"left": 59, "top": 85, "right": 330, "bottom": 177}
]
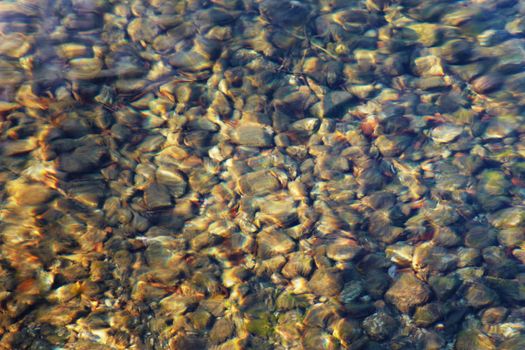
[{"left": 0, "top": 0, "right": 525, "bottom": 349}]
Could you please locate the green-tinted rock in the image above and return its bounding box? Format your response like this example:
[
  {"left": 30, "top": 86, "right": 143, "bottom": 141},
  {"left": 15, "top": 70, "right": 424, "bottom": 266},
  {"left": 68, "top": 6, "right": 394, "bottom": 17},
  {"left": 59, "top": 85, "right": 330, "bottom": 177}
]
[
  {"left": 489, "top": 207, "right": 525, "bottom": 229},
  {"left": 276, "top": 292, "right": 310, "bottom": 311},
  {"left": 497, "top": 228, "right": 525, "bottom": 248},
  {"left": 506, "top": 17, "right": 525, "bottom": 35},
  {"left": 456, "top": 267, "right": 485, "bottom": 282},
  {"left": 453, "top": 107, "right": 477, "bottom": 125},
  {"left": 409, "top": 23, "right": 443, "bottom": 47},
  {"left": 429, "top": 275, "right": 460, "bottom": 300},
  {"left": 414, "top": 303, "right": 443, "bottom": 327},
  {"left": 246, "top": 313, "right": 275, "bottom": 337},
  {"left": 454, "top": 328, "right": 495, "bottom": 350},
  {"left": 478, "top": 170, "right": 510, "bottom": 196}
]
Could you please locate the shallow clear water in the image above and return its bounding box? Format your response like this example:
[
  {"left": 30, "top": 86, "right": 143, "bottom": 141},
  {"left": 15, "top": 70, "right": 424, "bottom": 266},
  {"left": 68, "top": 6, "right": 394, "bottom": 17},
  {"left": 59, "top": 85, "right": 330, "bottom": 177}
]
[{"left": 0, "top": 0, "right": 525, "bottom": 349}]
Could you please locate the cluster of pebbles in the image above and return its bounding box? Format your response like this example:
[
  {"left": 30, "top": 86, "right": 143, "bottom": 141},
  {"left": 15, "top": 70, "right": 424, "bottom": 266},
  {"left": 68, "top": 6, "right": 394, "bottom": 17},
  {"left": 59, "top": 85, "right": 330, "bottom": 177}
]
[{"left": 1, "top": 0, "right": 525, "bottom": 349}]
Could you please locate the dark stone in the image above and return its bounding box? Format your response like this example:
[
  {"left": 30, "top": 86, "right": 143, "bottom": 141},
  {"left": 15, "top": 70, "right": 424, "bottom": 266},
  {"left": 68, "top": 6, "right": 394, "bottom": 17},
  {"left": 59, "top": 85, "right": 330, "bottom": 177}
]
[{"left": 386, "top": 272, "right": 431, "bottom": 313}]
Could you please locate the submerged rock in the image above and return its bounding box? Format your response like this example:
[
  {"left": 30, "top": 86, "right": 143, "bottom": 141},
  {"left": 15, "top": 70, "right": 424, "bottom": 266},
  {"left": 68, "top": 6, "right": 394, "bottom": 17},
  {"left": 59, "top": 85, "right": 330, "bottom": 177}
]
[
  {"left": 414, "top": 302, "right": 443, "bottom": 327},
  {"left": 232, "top": 123, "right": 273, "bottom": 147},
  {"left": 483, "top": 115, "right": 521, "bottom": 140},
  {"left": 455, "top": 328, "right": 495, "bottom": 350},
  {"left": 4, "top": 0, "right": 525, "bottom": 348},
  {"left": 464, "top": 283, "right": 498, "bottom": 308},
  {"left": 58, "top": 145, "right": 107, "bottom": 173},
  {"left": 259, "top": 0, "right": 310, "bottom": 27},
  {"left": 363, "top": 312, "right": 398, "bottom": 341},
  {"left": 386, "top": 273, "right": 431, "bottom": 313},
  {"left": 500, "top": 335, "right": 525, "bottom": 350},
  {"left": 311, "top": 91, "right": 355, "bottom": 118},
  {"left": 431, "top": 124, "right": 463, "bottom": 143},
  {"left": 144, "top": 183, "right": 171, "bottom": 210},
  {"left": 308, "top": 268, "right": 343, "bottom": 297}
]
